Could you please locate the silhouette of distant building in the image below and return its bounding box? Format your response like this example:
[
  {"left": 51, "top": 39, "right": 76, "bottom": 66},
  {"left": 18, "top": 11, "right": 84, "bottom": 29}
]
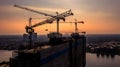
[{"left": 23, "top": 33, "right": 37, "bottom": 42}]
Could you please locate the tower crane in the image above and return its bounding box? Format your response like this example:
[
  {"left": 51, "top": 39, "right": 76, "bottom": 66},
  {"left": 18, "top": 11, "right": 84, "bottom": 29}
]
[
  {"left": 14, "top": 5, "right": 73, "bottom": 33},
  {"left": 70, "top": 19, "right": 84, "bottom": 37},
  {"left": 73, "top": 19, "right": 84, "bottom": 33},
  {"left": 14, "top": 5, "right": 73, "bottom": 46}
]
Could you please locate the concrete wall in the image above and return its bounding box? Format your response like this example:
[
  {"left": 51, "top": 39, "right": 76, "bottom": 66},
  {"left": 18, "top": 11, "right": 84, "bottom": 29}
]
[{"left": 39, "top": 36, "right": 86, "bottom": 67}]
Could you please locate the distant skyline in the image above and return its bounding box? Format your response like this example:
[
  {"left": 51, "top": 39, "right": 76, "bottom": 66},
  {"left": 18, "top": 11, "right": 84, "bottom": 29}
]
[{"left": 0, "top": 0, "right": 120, "bottom": 35}]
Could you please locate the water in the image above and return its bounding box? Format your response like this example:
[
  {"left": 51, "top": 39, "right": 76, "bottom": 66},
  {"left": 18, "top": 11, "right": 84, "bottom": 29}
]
[
  {"left": 0, "top": 51, "right": 120, "bottom": 67},
  {"left": 86, "top": 53, "right": 120, "bottom": 67},
  {"left": 0, "top": 50, "right": 12, "bottom": 62}
]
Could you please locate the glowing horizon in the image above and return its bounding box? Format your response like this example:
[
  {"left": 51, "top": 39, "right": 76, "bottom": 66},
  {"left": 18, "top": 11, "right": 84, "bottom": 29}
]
[{"left": 0, "top": 0, "right": 120, "bottom": 35}]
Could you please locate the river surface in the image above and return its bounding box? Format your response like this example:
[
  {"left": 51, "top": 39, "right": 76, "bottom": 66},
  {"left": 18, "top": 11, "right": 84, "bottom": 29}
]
[
  {"left": 0, "top": 50, "right": 120, "bottom": 67},
  {"left": 0, "top": 50, "right": 12, "bottom": 62},
  {"left": 86, "top": 53, "right": 120, "bottom": 67}
]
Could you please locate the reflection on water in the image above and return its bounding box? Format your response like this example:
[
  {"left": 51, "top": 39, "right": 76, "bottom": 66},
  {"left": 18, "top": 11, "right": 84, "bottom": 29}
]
[
  {"left": 86, "top": 53, "right": 120, "bottom": 67},
  {"left": 0, "top": 50, "right": 12, "bottom": 62},
  {"left": 96, "top": 53, "right": 115, "bottom": 59}
]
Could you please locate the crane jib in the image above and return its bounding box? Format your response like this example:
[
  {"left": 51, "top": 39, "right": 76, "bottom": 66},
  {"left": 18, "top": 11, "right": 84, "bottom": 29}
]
[
  {"left": 14, "top": 4, "right": 74, "bottom": 29},
  {"left": 14, "top": 5, "right": 55, "bottom": 17},
  {"left": 14, "top": 5, "right": 73, "bottom": 18}
]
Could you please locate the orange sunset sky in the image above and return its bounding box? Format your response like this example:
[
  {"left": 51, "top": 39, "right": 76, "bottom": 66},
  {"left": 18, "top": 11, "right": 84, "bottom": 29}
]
[{"left": 0, "top": 0, "right": 120, "bottom": 35}]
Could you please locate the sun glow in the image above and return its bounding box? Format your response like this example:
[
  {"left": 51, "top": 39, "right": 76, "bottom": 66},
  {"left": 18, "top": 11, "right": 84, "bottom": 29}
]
[{"left": 0, "top": 0, "right": 120, "bottom": 35}]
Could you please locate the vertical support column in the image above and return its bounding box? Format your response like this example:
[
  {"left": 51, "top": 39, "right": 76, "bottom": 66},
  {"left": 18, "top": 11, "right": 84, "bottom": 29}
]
[
  {"left": 77, "top": 36, "right": 86, "bottom": 67},
  {"left": 69, "top": 38, "right": 73, "bottom": 67},
  {"left": 74, "top": 38, "right": 78, "bottom": 67},
  {"left": 29, "top": 33, "right": 32, "bottom": 49},
  {"left": 73, "top": 35, "right": 86, "bottom": 67},
  {"left": 82, "top": 36, "right": 86, "bottom": 67}
]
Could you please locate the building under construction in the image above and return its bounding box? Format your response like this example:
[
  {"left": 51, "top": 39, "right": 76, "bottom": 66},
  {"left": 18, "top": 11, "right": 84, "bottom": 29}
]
[
  {"left": 9, "top": 5, "right": 86, "bottom": 67},
  {"left": 10, "top": 35, "right": 86, "bottom": 67}
]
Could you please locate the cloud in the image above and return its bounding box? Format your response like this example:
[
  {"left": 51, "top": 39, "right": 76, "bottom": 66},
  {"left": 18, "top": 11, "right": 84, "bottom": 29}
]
[
  {"left": 0, "top": 0, "right": 74, "bottom": 8},
  {"left": 75, "top": 0, "right": 120, "bottom": 23},
  {"left": 0, "top": 0, "right": 120, "bottom": 22}
]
